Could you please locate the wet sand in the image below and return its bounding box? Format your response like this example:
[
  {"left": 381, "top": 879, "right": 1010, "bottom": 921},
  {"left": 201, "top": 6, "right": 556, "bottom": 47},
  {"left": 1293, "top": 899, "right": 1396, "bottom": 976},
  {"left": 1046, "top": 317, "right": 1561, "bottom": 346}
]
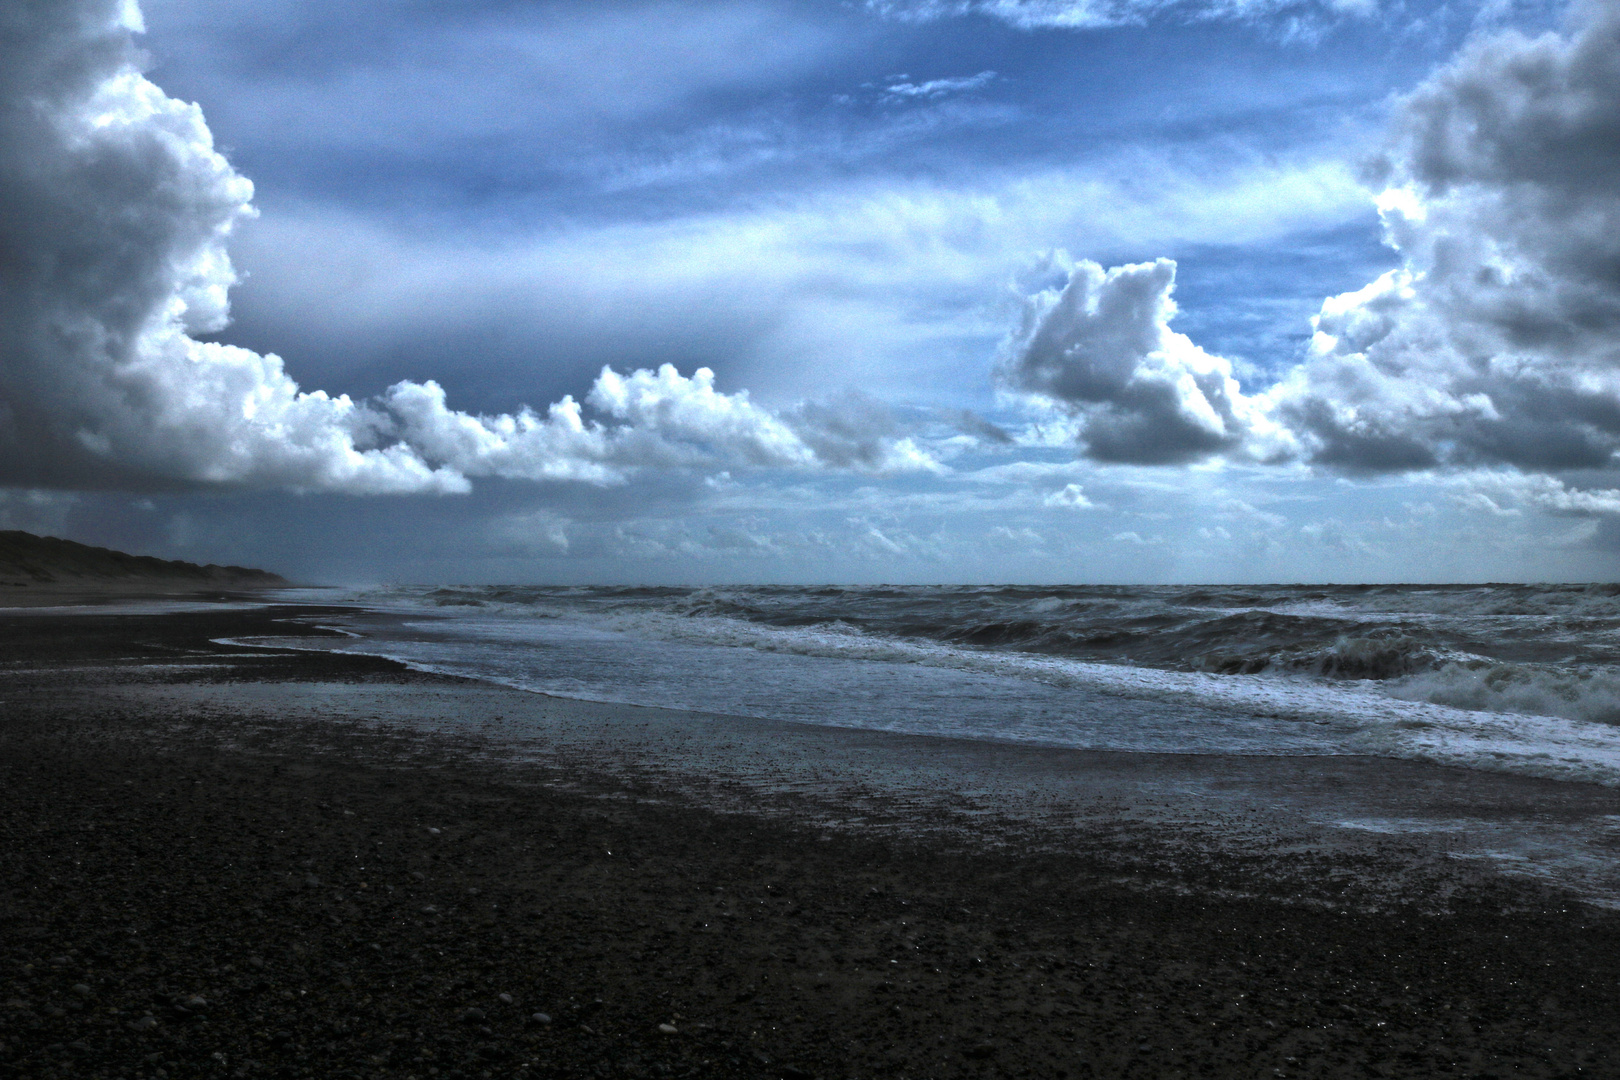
[{"left": 2, "top": 604, "right": 1619, "bottom": 1080}]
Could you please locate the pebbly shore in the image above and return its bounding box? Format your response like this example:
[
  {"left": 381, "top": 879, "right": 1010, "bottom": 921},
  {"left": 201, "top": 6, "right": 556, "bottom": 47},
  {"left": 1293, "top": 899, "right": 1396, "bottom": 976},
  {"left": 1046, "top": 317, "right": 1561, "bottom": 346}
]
[{"left": 1, "top": 604, "right": 1618, "bottom": 1080}]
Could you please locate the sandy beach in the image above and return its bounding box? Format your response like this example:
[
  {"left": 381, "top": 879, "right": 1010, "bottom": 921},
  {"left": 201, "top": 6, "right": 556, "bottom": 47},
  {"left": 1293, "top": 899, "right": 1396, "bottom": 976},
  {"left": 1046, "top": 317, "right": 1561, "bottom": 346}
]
[{"left": 3, "top": 602, "right": 1619, "bottom": 1080}]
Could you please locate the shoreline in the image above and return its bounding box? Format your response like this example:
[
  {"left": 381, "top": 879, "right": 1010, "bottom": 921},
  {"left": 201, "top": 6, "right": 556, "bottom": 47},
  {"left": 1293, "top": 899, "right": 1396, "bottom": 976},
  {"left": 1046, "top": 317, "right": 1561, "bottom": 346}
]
[
  {"left": 0, "top": 585, "right": 298, "bottom": 611},
  {"left": 3, "top": 603, "right": 1620, "bottom": 1079}
]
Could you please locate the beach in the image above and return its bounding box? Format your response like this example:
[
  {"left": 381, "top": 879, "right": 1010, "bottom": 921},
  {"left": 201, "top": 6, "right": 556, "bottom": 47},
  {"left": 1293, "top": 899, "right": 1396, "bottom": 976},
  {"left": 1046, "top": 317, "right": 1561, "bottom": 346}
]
[{"left": 3, "top": 603, "right": 1620, "bottom": 1080}]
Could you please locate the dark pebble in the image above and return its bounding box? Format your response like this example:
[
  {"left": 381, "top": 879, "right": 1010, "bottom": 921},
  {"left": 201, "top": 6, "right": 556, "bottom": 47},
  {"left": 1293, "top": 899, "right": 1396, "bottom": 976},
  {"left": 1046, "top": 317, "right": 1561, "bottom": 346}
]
[{"left": 2, "top": 606, "right": 1618, "bottom": 1080}]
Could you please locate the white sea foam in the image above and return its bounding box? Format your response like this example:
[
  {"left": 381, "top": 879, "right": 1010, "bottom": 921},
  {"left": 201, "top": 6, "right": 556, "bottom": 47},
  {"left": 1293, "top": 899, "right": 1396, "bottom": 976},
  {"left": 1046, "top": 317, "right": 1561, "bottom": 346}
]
[{"left": 1387, "top": 663, "right": 1620, "bottom": 726}]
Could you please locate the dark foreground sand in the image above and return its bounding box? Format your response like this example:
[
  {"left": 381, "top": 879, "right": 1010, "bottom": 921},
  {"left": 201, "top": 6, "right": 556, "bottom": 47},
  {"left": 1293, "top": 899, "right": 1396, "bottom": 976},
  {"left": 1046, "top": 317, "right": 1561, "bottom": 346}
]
[{"left": 2, "top": 605, "right": 1618, "bottom": 1080}]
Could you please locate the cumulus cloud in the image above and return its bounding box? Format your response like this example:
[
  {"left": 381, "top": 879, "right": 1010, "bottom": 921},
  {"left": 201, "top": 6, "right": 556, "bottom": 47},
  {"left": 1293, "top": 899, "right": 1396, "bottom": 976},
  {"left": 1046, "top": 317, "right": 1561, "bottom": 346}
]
[
  {"left": 1003, "top": 0, "right": 1620, "bottom": 505},
  {"left": 998, "top": 258, "right": 1285, "bottom": 464},
  {"left": 1268, "top": 0, "right": 1620, "bottom": 475},
  {"left": 0, "top": 0, "right": 932, "bottom": 494},
  {"left": 1043, "top": 482, "right": 1094, "bottom": 507}
]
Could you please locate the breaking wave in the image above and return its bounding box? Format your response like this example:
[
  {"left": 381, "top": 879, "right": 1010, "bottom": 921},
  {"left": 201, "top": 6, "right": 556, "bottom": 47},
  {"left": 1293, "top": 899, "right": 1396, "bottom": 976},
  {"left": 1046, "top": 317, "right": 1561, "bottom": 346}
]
[{"left": 364, "top": 581, "right": 1620, "bottom": 729}]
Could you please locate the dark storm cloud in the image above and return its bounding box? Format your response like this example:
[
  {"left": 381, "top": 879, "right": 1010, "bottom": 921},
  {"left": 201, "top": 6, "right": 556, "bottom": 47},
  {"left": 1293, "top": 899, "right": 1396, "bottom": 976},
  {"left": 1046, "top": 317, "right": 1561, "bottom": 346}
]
[
  {"left": 1273, "top": 0, "right": 1620, "bottom": 473},
  {"left": 0, "top": 0, "right": 274, "bottom": 489},
  {"left": 1000, "top": 0, "right": 1620, "bottom": 482}
]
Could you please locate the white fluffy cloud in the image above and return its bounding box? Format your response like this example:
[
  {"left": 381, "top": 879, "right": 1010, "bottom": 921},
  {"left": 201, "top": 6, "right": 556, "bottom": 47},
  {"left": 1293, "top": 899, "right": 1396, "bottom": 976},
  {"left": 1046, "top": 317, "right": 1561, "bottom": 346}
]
[{"left": 0, "top": 0, "right": 933, "bottom": 494}]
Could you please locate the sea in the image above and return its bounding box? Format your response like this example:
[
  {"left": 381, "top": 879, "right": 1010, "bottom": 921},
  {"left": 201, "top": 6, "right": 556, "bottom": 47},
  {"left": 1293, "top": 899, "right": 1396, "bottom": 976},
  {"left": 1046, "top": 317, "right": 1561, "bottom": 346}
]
[
  {"left": 264, "top": 582, "right": 1620, "bottom": 787},
  {"left": 244, "top": 581, "right": 1620, "bottom": 904}
]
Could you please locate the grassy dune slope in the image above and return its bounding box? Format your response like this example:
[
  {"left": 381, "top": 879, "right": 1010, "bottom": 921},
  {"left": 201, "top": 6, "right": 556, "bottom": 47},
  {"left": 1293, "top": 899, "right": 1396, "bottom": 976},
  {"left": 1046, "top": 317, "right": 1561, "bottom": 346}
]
[{"left": 0, "top": 530, "right": 286, "bottom": 590}]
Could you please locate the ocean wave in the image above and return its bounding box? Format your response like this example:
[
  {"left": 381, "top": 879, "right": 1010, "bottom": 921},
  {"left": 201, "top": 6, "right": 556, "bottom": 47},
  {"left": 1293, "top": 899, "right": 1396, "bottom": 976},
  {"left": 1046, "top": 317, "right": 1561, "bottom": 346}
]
[
  {"left": 1238, "top": 633, "right": 1468, "bottom": 681},
  {"left": 305, "top": 600, "right": 1620, "bottom": 788},
  {"left": 267, "top": 582, "right": 1620, "bottom": 786},
  {"left": 347, "top": 580, "right": 1620, "bottom": 725},
  {"left": 610, "top": 611, "right": 1620, "bottom": 785},
  {"left": 1389, "top": 662, "right": 1620, "bottom": 726}
]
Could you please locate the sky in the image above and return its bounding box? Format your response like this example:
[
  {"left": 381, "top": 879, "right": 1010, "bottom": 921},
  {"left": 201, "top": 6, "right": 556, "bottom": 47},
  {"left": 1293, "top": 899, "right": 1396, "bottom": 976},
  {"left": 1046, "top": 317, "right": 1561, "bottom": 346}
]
[{"left": 3, "top": 0, "right": 1620, "bottom": 584}]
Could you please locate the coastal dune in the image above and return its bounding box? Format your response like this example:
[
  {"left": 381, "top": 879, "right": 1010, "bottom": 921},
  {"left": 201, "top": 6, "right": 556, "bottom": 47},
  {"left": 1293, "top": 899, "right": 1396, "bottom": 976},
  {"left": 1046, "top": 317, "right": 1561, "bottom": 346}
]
[
  {"left": 0, "top": 531, "right": 286, "bottom": 603},
  {"left": 1, "top": 604, "right": 1617, "bottom": 1080}
]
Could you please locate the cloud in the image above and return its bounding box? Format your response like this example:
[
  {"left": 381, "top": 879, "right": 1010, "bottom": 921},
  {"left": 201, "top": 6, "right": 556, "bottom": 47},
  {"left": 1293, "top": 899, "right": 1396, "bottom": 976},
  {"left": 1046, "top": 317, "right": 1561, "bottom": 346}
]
[
  {"left": 1268, "top": 1, "right": 1620, "bottom": 474},
  {"left": 396, "top": 363, "right": 921, "bottom": 490},
  {"left": 946, "top": 409, "right": 1014, "bottom": 444},
  {"left": 0, "top": 0, "right": 931, "bottom": 495},
  {"left": 850, "top": 519, "right": 918, "bottom": 556},
  {"left": 225, "top": 151, "right": 1368, "bottom": 416},
  {"left": 997, "top": 257, "right": 1286, "bottom": 464},
  {"left": 0, "top": 489, "right": 79, "bottom": 536},
  {"left": 147, "top": 0, "right": 844, "bottom": 163},
  {"left": 1446, "top": 471, "right": 1620, "bottom": 517},
  {"left": 488, "top": 509, "right": 572, "bottom": 555},
  {"left": 880, "top": 71, "right": 998, "bottom": 101},
  {"left": 1043, "top": 482, "right": 1094, "bottom": 507},
  {"left": 1000, "top": 2, "right": 1620, "bottom": 491},
  {"left": 866, "top": 0, "right": 1380, "bottom": 31}
]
